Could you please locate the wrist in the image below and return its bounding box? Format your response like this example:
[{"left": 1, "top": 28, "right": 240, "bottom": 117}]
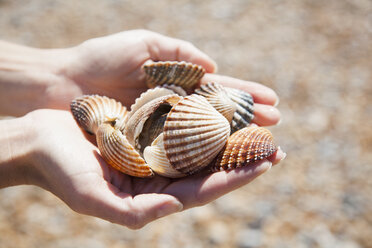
[
  {"left": 0, "top": 41, "right": 82, "bottom": 116},
  {"left": 0, "top": 114, "right": 39, "bottom": 188}
]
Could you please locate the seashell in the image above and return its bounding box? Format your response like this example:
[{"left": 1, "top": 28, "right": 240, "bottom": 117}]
[
  {"left": 163, "top": 94, "right": 231, "bottom": 175},
  {"left": 97, "top": 123, "right": 154, "bottom": 178},
  {"left": 143, "top": 133, "right": 186, "bottom": 178},
  {"left": 195, "top": 82, "right": 237, "bottom": 123},
  {"left": 224, "top": 87, "right": 255, "bottom": 133},
  {"left": 70, "top": 95, "right": 128, "bottom": 134},
  {"left": 124, "top": 94, "right": 182, "bottom": 153},
  {"left": 143, "top": 61, "right": 205, "bottom": 91},
  {"left": 129, "top": 87, "right": 175, "bottom": 119},
  {"left": 211, "top": 126, "right": 277, "bottom": 172},
  {"left": 156, "top": 84, "right": 187, "bottom": 96}
]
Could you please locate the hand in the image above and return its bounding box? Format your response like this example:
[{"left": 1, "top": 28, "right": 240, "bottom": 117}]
[
  {"left": 3, "top": 109, "right": 284, "bottom": 229},
  {"left": 65, "top": 29, "right": 281, "bottom": 126},
  {"left": 0, "top": 30, "right": 280, "bottom": 126}
]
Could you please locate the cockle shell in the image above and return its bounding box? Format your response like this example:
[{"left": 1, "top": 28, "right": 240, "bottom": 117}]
[
  {"left": 97, "top": 123, "right": 154, "bottom": 177},
  {"left": 143, "top": 61, "right": 205, "bottom": 91},
  {"left": 224, "top": 87, "right": 255, "bottom": 133},
  {"left": 129, "top": 87, "right": 176, "bottom": 119},
  {"left": 211, "top": 126, "right": 277, "bottom": 172},
  {"left": 156, "top": 84, "right": 187, "bottom": 96},
  {"left": 195, "top": 82, "right": 237, "bottom": 123},
  {"left": 70, "top": 95, "right": 128, "bottom": 134},
  {"left": 125, "top": 94, "right": 182, "bottom": 152},
  {"left": 143, "top": 133, "right": 186, "bottom": 178},
  {"left": 163, "top": 94, "right": 231, "bottom": 175}
]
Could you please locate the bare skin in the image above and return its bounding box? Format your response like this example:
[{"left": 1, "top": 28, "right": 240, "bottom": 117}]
[{"left": 0, "top": 30, "right": 285, "bottom": 229}]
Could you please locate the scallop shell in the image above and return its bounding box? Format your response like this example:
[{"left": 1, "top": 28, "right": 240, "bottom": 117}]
[
  {"left": 211, "top": 126, "right": 277, "bottom": 172},
  {"left": 224, "top": 87, "right": 255, "bottom": 133},
  {"left": 157, "top": 84, "right": 187, "bottom": 96},
  {"left": 129, "top": 87, "right": 175, "bottom": 119},
  {"left": 143, "top": 61, "right": 205, "bottom": 91},
  {"left": 97, "top": 123, "right": 154, "bottom": 178},
  {"left": 195, "top": 82, "right": 237, "bottom": 123},
  {"left": 124, "top": 94, "right": 182, "bottom": 152},
  {"left": 70, "top": 95, "right": 128, "bottom": 134},
  {"left": 143, "top": 133, "right": 186, "bottom": 178},
  {"left": 163, "top": 94, "right": 231, "bottom": 175}
]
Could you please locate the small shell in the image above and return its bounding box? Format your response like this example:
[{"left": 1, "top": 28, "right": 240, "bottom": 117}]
[
  {"left": 143, "top": 61, "right": 205, "bottom": 91},
  {"left": 124, "top": 94, "right": 182, "bottom": 152},
  {"left": 129, "top": 87, "right": 175, "bottom": 119},
  {"left": 195, "top": 82, "right": 237, "bottom": 123},
  {"left": 143, "top": 133, "right": 186, "bottom": 178},
  {"left": 97, "top": 123, "right": 154, "bottom": 178},
  {"left": 211, "top": 126, "right": 277, "bottom": 172},
  {"left": 163, "top": 94, "right": 231, "bottom": 175},
  {"left": 224, "top": 87, "right": 255, "bottom": 133},
  {"left": 157, "top": 84, "right": 187, "bottom": 96},
  {"left": 70, "top": 95, "right": 128, "bottom": 134}
]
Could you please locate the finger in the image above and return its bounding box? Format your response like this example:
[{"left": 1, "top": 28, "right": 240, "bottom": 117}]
[
  {"left": 164, "top": 160, "right": 272, "bottom": 209},
  {"left": 144, "top": 32, "right": 217, "bottom": 73},
  {"left": 270, "top": 146, "right": 286, "bottom": 166},
  {"left": 75, "top": 177, "right": 182, "bottom": 229},
  {"left": 201, "top": 74, "right": 279, "bottom": 106},
  {"left": 252, "top": 104, "right": 281, "bottom": 126}
]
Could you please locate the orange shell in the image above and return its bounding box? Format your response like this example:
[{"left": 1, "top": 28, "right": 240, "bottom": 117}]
[
  {"left": 212, "top": 126, "right": 277, "bottom": 171},
  {"left": 96, "top": 123, "right": 154, "bottom": 178},
  {"left": 70, "top": 95, "right": 127, "bottom": 134}
]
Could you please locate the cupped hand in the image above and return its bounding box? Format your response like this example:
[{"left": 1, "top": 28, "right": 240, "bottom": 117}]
[
  {"left": 27, "top": 109, "right": 284, "bottom": 229},
  {"left": 55, "top": 29, "right": 280, "bottom": 126}
]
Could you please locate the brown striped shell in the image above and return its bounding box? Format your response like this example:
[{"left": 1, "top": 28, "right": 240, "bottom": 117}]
[
  {"left": 211, "top": 126, "right": 277, "bottom": 172},
  {"left": 143, "top": 61, "right": 205, "bottom": 92},
  {"left": 195, "top": 82, "right": 237, "bottom": 123},
  {"left": 163, "top": 94, "right": 231, "bottom": 175},
  {"left": 70, "top": 95, "right": 128, "bottom": 134},
  {"left": 224, "top": 87, "right": 255, "bottom": 133},
  {"left": 97, "top": 123, "right": 154, "bottom": 177}
]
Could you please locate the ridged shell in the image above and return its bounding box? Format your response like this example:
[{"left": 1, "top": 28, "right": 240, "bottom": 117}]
[
  {"left": 195, "top": 82, "right": 237, "bottom": 123},
  {"left": 143, "top": 133, "right": 186, "bottom": 178},
  {"left": 143, "top": 61, "right": 205, "bottom": 91},
  {"left": 97, "top": 123, "right": 154, "bottom": 178},
  {"left": 157, "top": 84, "right": 187, "bottom": 96},
  {"left": 224, "top": 87, "right": 255, "bottom": 133},
  {"left": 211, "top": 126, "right": 277, "bottom": 172},
  {"left": 125, "top": 94, "right": 182, "bottom": 152},
  {"left": 70, "top": 95, "right": 128, "bottom": 134},
  {"left": 129, "top": 87, "right": 175, "bottom": 118},
  {"left": 163, "top": 94, "right": 231, "bottom": 175}
]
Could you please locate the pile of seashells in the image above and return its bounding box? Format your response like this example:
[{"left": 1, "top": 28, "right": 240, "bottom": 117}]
[{"left": 70, "top": 61, "right": 278, "bottom": 178}]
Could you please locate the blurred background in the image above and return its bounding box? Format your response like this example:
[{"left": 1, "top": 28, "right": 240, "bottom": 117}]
[{"left": 0, "top": 0, "right": 371, "bottom": 247}]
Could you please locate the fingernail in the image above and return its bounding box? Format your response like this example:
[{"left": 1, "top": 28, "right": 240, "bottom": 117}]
[
  {"left": 276, "top": 118, "right": 282, "bottom": 126},
  {"left": 278, "top": 146, "right": 287, "bottom": 161},
  {"left": 274, "top": 97, "right": 280, "bottom": 107},
  {"left": 156, "top": 202, "right": 183, "bottom": 218}
]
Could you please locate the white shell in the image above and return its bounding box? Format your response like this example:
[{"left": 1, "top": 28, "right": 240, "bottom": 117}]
[
  {"left": 129, "top": 87, "right": 175, "bottom": 119},
  {"left": 143, "top": 133, "right": 186, "bottom": 178},
  {"left": 163, "top": 94, "right": 231, "bottom": 175}
]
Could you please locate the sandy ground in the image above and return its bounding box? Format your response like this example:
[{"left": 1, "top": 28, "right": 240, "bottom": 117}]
[{"left": 0, "top": 0, "right": 371, "bottom": 247}]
